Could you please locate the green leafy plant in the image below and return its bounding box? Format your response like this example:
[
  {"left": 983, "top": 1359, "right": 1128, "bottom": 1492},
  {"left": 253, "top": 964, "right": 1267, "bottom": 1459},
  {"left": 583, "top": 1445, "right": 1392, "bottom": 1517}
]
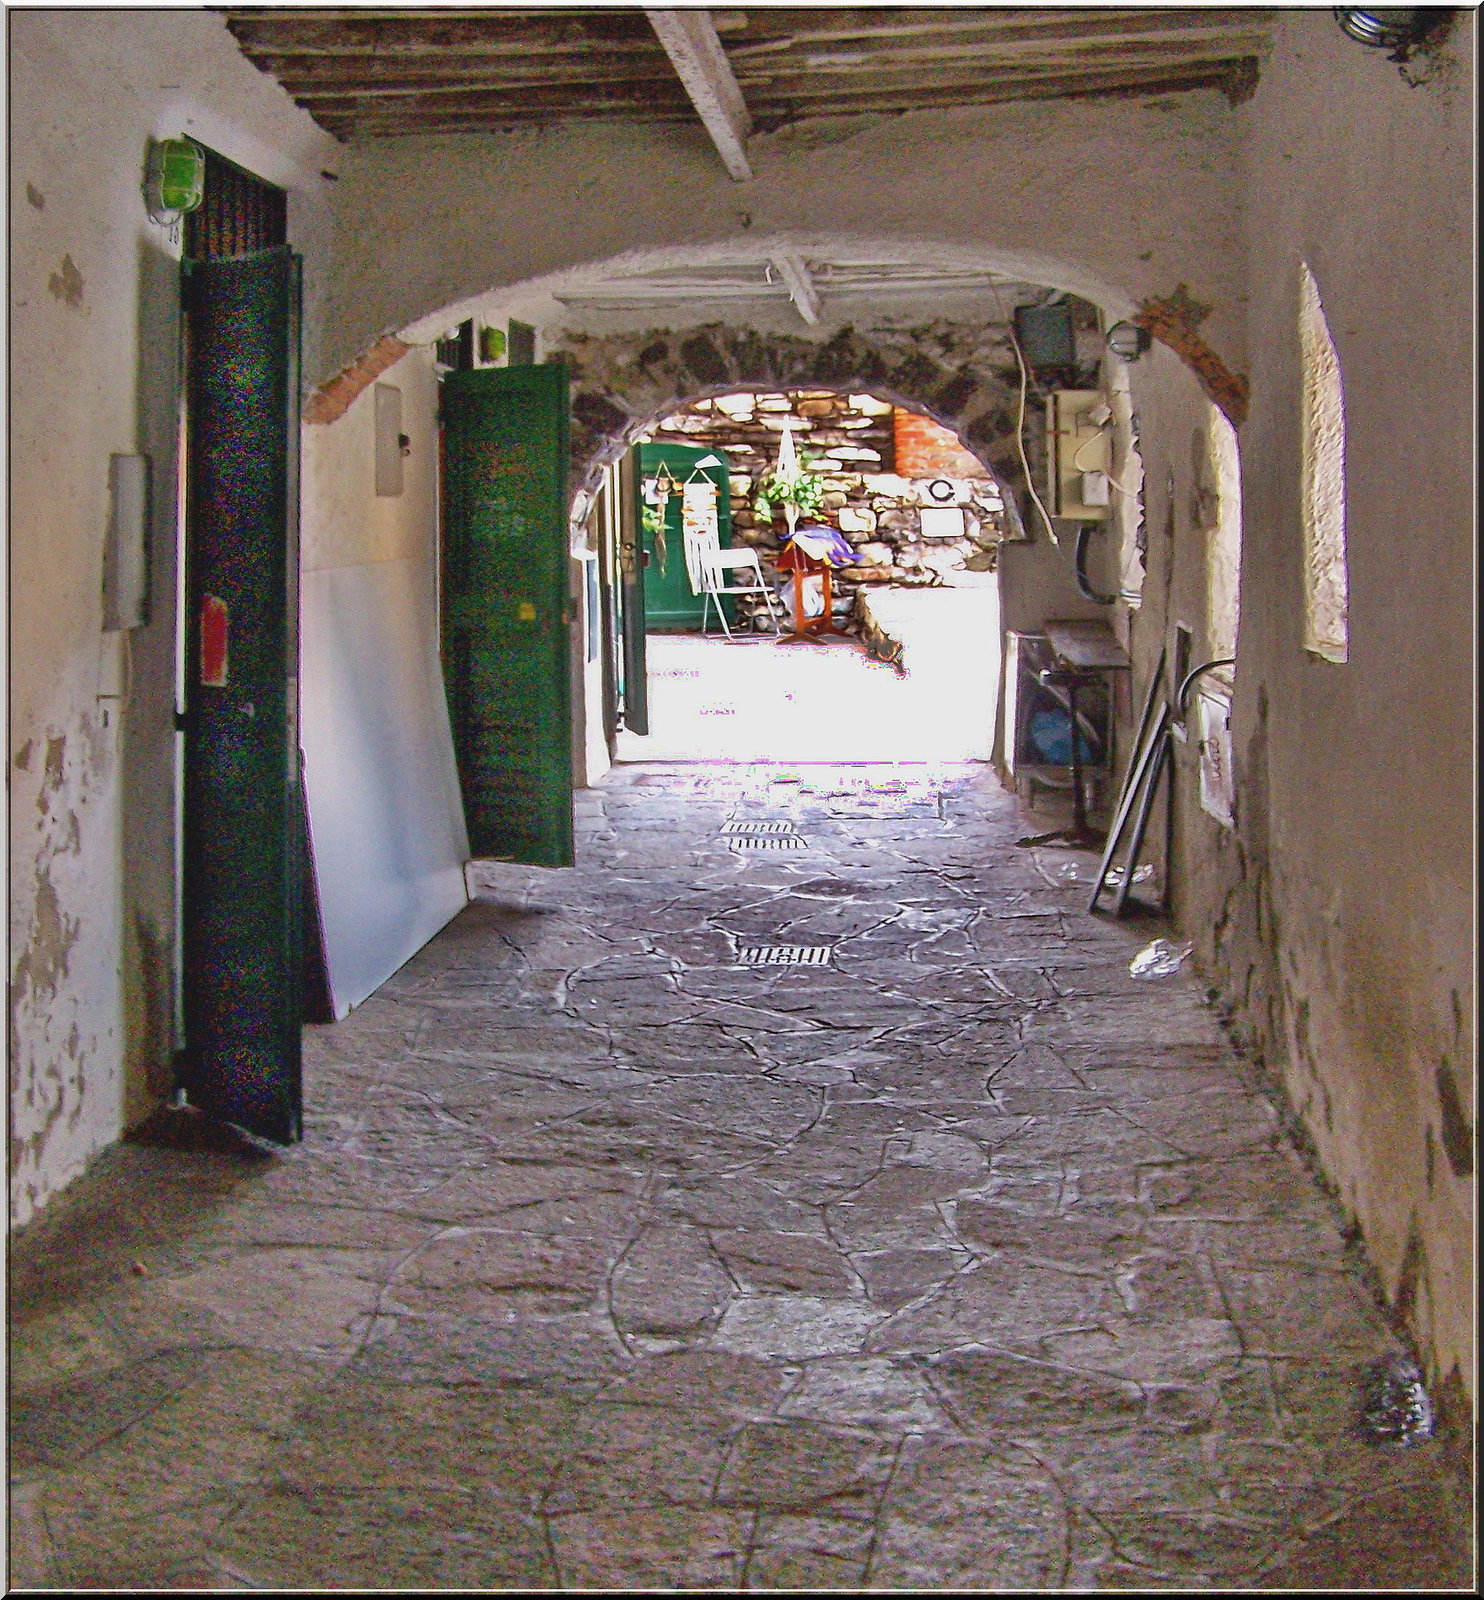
[
  {"left": 642, "top": 497, "right": 668, "bottom": 575},
  {"left": 753, "top": 451, "right": 828, "bottom": 526}
]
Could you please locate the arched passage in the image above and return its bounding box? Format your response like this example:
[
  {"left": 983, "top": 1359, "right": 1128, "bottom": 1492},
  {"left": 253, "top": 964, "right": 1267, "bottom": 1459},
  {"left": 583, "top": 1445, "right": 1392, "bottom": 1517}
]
[
  {"left": 299, "top": 253, "right": 1145, "bottom": 1013},
  {"left": 558, "top": 319, "right": 1031, "bottom": 530}
]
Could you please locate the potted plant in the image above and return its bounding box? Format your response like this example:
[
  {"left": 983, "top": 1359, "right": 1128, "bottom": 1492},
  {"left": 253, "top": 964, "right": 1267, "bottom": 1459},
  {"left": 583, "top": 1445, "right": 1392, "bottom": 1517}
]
[{"left": 752, "top": 424, "right": 827, "bottom": 540}]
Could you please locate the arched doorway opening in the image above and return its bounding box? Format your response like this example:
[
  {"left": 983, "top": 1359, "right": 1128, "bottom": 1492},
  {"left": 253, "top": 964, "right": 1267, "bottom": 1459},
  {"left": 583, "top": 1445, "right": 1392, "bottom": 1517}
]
[
  {"left": 299, "top": 255, "right": 1147, "bottom": 1021},
  {"left": 609, "top": 384, "right": 1006, "bottom": 765}
]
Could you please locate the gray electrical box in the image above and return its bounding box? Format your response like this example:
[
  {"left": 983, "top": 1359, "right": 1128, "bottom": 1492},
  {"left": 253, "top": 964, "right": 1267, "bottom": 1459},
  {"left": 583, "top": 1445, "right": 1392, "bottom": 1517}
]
[
  {"left": 102, "top": 453, "right": 150, "bottom": 630},
  {"left": 1013, "top": 301, "right": 1076, "bottom": 369}
]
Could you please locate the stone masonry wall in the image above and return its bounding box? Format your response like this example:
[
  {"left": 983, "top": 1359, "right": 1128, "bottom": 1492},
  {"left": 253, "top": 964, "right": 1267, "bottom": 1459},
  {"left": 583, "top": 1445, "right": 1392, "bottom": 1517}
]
[{"left": 641, "top": 390, "right": 1005, "bottom": 631}]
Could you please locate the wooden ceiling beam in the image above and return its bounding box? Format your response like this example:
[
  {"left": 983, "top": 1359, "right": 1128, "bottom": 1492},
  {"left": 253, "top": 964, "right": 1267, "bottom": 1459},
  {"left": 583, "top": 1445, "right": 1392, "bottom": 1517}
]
[
  {"left": 735, "top": 54, "right": 1260, "bottom": 98},
  {"left": 224, "top": 12, "right": 658, "bottom": 57},
  {"left": 736, "top": 39, "right": 1266, "bottom": 79},
  {"left": 645, "top": 9, "right": 754, "bottom": 181},
  {"left": 722, "top": 8, "right": 1263, "bottom": 51},
  {"left": 742, "top": 63, "right": 1258, "bottom": 120},
  {"left": 768, "top": 250, "right": 822, "bottom": 325},
  {"left": 248, "top": 54, "right": 674, "bottom": 87},
  {"left": 274, "top": 65, "right": 697, "bottom": 98},
  {"left": 304, "top": 83, "right": 695, "bottom": 118}
]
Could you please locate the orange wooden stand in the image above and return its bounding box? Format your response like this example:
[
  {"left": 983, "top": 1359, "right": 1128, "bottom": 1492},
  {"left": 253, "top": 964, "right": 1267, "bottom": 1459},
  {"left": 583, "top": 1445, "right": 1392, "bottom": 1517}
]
[{"left": 775, "top": 544, "right": 844, "bottom": 645}]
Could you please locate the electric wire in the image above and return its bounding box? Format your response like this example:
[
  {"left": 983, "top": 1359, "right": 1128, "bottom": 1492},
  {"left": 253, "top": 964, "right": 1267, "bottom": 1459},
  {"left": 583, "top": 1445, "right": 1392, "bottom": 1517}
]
[
  {"left": 1074, "top": 525, "right": 1117, "bottom": 605},
  {"left": 990, "top": 281, "right": 1059, "bottom": 546},
  {"left": 1177, "top": 657, "right": 1238, "bottom": 715}
]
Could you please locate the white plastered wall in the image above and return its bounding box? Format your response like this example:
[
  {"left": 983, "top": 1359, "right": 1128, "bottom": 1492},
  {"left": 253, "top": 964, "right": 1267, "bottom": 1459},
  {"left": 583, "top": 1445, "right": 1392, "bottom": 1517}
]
[
  {"left": 8, "top": 11, "right": 335, "bottom": 1224},
  {"left": 1120, "top": 12, "right": 1474, "bottom": 1407},
  {"left": 1230, "top": 11, "right": 1474, "bottom": 1402},
  {"left": 321, "top": 93, "right": 1242, "bottom": 390}
]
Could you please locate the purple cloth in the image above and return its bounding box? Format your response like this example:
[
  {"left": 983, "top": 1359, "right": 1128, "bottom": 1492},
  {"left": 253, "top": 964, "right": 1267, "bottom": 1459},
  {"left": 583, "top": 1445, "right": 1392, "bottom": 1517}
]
[{"left": 786, "top": 524, "right": 857, "bottom": 567}]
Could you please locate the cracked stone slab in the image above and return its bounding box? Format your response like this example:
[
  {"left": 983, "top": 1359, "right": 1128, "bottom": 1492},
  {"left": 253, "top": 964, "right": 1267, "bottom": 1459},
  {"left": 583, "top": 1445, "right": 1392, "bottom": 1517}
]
[
  {"left": 7, "top": 759, "right": 1471, "bottom": 1590},
  {"left": 711, "top": 1296, "right": 885, "bottom": 1359}
]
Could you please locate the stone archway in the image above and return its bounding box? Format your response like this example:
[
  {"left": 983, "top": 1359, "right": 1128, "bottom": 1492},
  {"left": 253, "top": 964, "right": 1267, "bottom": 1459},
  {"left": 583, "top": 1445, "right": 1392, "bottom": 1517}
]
[{"left": 557, "top": 319, "right": 1036, "bottom": 537}]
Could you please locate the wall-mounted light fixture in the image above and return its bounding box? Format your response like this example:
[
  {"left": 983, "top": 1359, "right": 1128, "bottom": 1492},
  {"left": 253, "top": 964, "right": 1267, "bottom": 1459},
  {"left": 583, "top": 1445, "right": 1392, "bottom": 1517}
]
[
  {"left": 143, "top": 137, "right": 204, "bottom": 227},
  {"left": 1105, "top": 321, "right": 1152, "bottom": 362},
  {"left": 1334, "top": 8, "right": 1449, "bottom": 56}
]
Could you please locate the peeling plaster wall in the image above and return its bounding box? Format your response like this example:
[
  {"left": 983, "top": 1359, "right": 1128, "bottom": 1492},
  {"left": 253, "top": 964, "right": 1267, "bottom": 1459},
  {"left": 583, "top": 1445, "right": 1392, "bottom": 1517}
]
[
  {"left": 321, "top": 92, "right": 1242, "bottom": 390},
  {"left": 8, "top": 11, "right": 334, "bottom": 1224},
  {"left": 1124, "top": 14, "right": 1475, "bottom": 1405}
]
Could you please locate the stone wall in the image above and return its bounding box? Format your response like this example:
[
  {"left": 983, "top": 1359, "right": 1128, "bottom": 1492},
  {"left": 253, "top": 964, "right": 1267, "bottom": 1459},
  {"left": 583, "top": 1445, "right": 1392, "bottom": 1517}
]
[{"left": 641, "top": 390, "right": 1005, "bottom": 631}]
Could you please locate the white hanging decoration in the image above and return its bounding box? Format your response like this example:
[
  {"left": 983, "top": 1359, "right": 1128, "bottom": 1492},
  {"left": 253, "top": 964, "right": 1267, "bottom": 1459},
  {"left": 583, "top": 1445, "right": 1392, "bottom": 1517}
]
[{"left": 681, "top": 477, "right": 719, "bottom": 594}]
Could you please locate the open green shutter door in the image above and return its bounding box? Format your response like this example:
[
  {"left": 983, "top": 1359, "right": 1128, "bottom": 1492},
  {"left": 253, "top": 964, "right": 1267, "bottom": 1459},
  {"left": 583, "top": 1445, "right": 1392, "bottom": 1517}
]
[
  {"left": 617, "top": 446, "right": 648, "bottom": 735},
  {"left": 180, "top": 245, "right": 303, "bottom": 1145},
  {"left": 442, "top": 364, "right": 574, "bottom": 867}
]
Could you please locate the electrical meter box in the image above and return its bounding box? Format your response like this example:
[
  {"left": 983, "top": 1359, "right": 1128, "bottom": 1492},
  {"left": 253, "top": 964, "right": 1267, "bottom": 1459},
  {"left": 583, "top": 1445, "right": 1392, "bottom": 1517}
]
[{"left": 1046, "top": 390, "right": 1112, "bottom": 521}]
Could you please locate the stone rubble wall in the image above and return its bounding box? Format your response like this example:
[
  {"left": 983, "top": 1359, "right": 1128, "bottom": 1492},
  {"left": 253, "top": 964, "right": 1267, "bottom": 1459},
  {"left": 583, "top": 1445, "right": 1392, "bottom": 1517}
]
[{"left": 642, "top": 388, "right": 1006, "bottom": 632}]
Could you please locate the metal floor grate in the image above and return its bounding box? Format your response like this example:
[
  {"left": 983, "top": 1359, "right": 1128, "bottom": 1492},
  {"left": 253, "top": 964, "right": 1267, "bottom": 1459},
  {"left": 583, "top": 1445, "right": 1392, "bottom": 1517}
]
[
  {"left": 721, "top": 821, "right": 800, "bottom": 835},
  {"left": 729, "top": 835, "right": 807, "bottom": 851},
  {"left": 737, "top": 945, "right": 833, "bottom": 966}
]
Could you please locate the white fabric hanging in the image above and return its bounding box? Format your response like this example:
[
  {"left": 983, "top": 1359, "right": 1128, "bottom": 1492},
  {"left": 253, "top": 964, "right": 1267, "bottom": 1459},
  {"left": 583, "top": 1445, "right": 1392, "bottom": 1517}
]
[{"left": 681, "top": 478, "right": 719, "bottom": 594}]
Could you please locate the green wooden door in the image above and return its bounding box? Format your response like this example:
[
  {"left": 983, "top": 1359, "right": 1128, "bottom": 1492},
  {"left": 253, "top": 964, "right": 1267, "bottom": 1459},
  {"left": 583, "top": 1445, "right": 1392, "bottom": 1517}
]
[
  {"left": 636, "top": 443, "right": 733, "bottom": 630},
  {"left": 442, "top": 364, "right": 574, "bottom": 867},
  {"left": 616, "top": 447, "right": 648, "bottom": 734},
  {"left": 179, "top": 245, "right": 304, "bottom": 1145}
]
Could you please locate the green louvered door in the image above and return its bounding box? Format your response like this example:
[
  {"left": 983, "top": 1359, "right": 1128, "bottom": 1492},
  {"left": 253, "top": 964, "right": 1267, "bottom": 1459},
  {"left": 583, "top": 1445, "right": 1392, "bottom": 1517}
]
[
  {"left": 179, "top": 245, "right": 303, "bottom": 1144},
  {"left": 442, "top": 364, "right": 574, "bottom": 867}
]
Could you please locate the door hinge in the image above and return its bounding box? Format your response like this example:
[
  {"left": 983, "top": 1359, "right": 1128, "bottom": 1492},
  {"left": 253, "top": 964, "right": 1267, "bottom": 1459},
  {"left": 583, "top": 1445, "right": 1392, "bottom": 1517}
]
[{"left": 173, "top": 709, "right": 192, "bottom": 732}]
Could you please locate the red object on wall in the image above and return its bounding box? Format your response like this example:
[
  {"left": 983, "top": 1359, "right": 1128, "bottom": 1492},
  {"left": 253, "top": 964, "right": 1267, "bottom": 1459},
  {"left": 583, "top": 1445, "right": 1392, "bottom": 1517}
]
[
  {"left": 893, "top": 408, "right": 985, "bottom": 478},
  {"left": 200, "top": 594, "right": 229, "bottom": 686}
]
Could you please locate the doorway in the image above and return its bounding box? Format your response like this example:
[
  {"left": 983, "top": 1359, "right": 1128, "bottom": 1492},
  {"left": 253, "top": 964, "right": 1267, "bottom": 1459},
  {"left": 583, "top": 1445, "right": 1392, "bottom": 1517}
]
[
  {"left": 177, "top": 146, "right": 305, "bottom": 1144},
  {"left": 607, "top": 388, "right": 1003, "bottom": 767}
]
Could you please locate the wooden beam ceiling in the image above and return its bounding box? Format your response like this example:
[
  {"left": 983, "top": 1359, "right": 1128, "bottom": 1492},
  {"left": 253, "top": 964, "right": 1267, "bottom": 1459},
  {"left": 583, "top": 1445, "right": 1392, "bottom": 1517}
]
[{"left": 221, "top": 7, "right": 1270, "bottom": 144}]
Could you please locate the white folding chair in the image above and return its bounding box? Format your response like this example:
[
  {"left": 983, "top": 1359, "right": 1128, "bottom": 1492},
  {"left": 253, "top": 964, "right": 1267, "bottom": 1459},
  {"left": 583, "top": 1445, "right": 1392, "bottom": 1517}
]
[{"left": 684, "top": 526, "right": 783, "bottom": 639}]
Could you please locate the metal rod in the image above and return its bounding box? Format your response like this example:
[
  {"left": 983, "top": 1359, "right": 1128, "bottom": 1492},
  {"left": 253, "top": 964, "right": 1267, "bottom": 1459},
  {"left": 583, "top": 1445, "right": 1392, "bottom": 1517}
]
[
  {"left": 1112, "top": 721, "right": 1170, "bottom": 918},
  {"left": 1087, "top": 645, "right": 1166, "bottom": 914}
]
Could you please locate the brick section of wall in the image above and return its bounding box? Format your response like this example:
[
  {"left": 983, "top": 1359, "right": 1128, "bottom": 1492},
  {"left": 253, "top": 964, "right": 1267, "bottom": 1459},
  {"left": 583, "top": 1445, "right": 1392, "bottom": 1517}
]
[
  {"left": 1135, "top": 284, "right": 1250, "bottom": 428},
  {"left": 303, "top": 334, "right": 411, "bottom": 426},
  {"left": 894, "top": 409, "right": 989, "bottom": 477}
]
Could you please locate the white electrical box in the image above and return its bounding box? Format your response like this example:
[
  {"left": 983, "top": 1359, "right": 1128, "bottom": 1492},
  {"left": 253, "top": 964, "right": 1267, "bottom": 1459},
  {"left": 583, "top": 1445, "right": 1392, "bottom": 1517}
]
[
  {"left": 102, "top": 453, "right": 150, "bottom": 631},
  {"left": 1046, "top": 390, "right": 1111, "bottom": 521},
  {"left": 374, "top": 383, "right": 404, "bottom": 497}
]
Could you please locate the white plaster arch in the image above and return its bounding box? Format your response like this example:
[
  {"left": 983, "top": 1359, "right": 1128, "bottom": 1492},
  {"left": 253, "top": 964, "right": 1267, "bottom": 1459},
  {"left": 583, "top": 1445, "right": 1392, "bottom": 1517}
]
[
  {"left": 319, "top": 92, "right": 1243, "bottom": 383},
  {"left": 393, "top": 231, "right": 1140, "bottom": 351}
]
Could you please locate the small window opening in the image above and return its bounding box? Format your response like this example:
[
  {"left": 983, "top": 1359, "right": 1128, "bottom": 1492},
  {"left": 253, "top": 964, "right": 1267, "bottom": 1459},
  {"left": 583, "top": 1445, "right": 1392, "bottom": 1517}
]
[
  {"left": 1205, "top": 400, "right": 1242, "bottom": 672},
  {"left": 1299, "top": 263, "right": 1348, "bottom": 662}
]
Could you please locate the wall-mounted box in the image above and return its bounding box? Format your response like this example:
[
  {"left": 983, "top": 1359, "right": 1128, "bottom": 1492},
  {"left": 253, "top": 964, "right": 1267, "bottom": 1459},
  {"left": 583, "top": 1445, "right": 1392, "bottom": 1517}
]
[
  {"left": 374, "top": 383, "right": 404, "bottom": 497},
  {"left": 1046, "top": 390, "right": 1111, "bottom": 522},
  {"left": 102, "top": 452, "right": 150, "bottom": 630},
  {"left": 1013, "top": 301, "right": 1076, "bottom": 369}
]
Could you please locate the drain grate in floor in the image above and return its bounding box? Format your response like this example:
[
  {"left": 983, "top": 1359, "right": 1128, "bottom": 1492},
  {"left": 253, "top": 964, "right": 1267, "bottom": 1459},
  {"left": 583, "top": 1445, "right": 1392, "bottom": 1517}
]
[
  {"left": 737, "top": 945, "right": 833, "bottom": 966},
  {"left": 721, "top": 821, "right": 799, "bottom": 835},
  {"left": 729, "top": 835, "right": 807, "bottom": 851}
]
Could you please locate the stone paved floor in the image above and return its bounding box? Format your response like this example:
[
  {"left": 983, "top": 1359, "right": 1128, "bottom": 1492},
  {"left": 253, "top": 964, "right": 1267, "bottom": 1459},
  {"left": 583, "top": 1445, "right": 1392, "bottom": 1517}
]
[{"left": 8, "top": 764, "right": 1473, "bottom": 1590}]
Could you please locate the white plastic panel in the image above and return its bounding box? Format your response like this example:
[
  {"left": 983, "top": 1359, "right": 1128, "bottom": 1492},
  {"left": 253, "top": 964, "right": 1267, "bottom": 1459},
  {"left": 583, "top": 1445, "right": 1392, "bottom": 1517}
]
[{"left": 301, "top": 556, "right": 469, "bottom": 1017}]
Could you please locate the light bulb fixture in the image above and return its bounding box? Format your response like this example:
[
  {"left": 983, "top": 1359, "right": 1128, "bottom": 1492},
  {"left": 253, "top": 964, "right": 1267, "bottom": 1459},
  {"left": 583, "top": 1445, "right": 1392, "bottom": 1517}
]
[
  {"left": 143, "top": 137, "right": 204, "bottom": 227},
  {"left": 1105, "top": 321, "right": 1152, "bottom": 362},
  {"left": 1334, "top": 8, "right": 1447, "bottom": 55}
]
